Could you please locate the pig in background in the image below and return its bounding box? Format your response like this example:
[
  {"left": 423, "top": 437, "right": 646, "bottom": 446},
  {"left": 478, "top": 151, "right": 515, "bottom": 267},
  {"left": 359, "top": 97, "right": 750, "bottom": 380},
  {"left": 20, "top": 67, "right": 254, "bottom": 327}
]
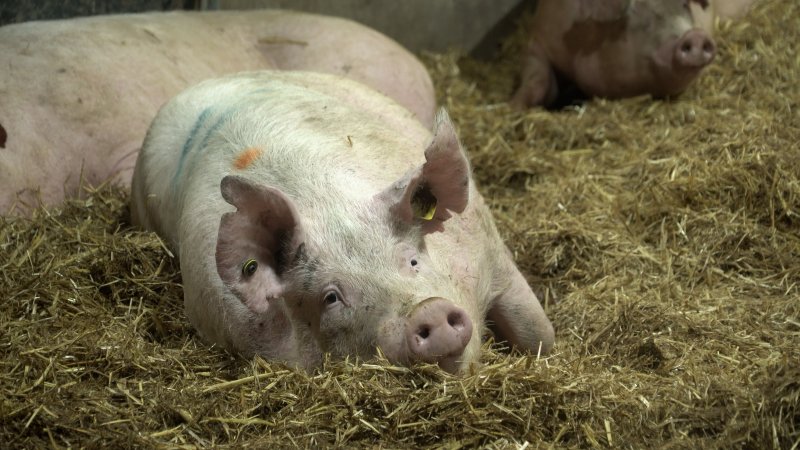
[
  {"left": 511, "top": 0, "right": 756, "bottom": 109},
  {"left": 130, "top": 71, "right": 555, "bottom": 374},
  {"left": 0, "top": 10, "right": 435, "bottom": 214}
]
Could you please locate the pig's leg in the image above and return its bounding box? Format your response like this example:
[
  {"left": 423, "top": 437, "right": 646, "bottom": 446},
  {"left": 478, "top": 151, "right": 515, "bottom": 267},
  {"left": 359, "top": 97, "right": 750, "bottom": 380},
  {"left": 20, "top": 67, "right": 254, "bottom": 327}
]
[
  {"left": 487, "top": 264, "right": 554, "bottom": 355},
  {"left": 510, "top": 42, "right": 558, "bottom": 109}
]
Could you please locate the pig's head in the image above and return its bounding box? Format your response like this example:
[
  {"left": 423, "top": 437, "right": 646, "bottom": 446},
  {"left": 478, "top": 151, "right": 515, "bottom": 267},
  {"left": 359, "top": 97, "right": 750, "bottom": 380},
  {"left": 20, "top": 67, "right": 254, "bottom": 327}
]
[
  {"left": 567, "top": 0, "right": 716, "bottom": 99},
  {"left": 215, "top": 111, "right": 481, "bottom": 374}
]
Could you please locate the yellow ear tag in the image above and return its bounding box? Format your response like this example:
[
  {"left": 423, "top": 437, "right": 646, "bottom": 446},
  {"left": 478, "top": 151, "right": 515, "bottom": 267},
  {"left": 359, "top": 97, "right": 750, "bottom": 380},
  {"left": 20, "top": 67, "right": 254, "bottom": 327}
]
[
  {"left": 242, "top": 258, "right": 258, "bottom": 277},
  {"left": 414, "top": 199, "right": 437, "bottom": 221}
]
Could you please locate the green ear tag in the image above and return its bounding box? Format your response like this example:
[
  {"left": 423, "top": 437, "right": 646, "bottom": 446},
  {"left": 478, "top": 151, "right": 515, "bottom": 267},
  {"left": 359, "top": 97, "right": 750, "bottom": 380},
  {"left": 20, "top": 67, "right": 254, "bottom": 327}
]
[
  {"left": 414, "top": 198, "right": 437, "bottom": 221},
  {"left": 242, "top": 258, "right": 258, "bottom": 277}
]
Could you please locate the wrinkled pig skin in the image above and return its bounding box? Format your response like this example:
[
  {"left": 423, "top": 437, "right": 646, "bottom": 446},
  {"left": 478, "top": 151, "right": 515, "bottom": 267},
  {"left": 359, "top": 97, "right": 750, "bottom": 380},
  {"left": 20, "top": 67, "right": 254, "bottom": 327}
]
[
  {"left": 511, "top": 0, "right": 719, "bottom": 108},
  {"left": 0, "top": 11, "right": 435, "bottom": 214},
  {"left": 130, "top": 71, "right": 554, "bottom": 374}
]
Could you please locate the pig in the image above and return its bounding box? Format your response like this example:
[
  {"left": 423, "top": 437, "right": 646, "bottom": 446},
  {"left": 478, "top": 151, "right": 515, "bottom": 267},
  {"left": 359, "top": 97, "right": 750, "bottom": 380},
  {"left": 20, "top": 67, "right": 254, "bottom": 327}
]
[
  {"left": 0, "top": 10, "right": 434, "bottom": 214},
  {"left": 511, "top": 0, "right": 718, "bottom": 108},
  {"left": 130, "top": 71, "right": 554, "bottom": 374}
]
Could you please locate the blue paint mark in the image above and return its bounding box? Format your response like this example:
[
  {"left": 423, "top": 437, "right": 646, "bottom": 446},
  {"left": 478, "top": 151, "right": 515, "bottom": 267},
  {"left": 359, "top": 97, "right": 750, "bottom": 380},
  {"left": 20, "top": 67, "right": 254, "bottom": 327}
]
[
  {"left": 170, "top": 87, "right": 274, "bottom": 188},
  {"left": 197, "top": 108, "right": 237, "bottom": 154},
  {"left": 172, "top": 107, "right": 213, "bottom": 186},
  {"left": 178, "top": 106, "right": 236, "bottom": 186}
]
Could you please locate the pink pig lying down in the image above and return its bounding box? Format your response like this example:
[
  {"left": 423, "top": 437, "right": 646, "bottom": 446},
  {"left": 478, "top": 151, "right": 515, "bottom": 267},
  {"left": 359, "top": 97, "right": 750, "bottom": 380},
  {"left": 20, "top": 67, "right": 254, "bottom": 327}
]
[
  {"left": 0, "top": 10, "right": 434, "bottom": 214},
  {"left": 130, "top": 71, "right": 554, "bottom": 374},
  {"left": 511, "top": 0, "right": 719, "bottom": 108}
]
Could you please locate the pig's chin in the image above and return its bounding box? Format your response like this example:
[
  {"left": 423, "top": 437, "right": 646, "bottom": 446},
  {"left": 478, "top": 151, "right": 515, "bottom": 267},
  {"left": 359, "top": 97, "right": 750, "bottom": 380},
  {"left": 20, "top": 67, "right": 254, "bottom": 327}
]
[
  {"left": 435, "top": 354, "right": 470, "bottom": 375},
  {"left": 378, "top": 343, "right": 470, "bottom": 375},
  {"left": 649, "top": 53, "right": 705, "bottom": 97},
  {"left": 652, "top": 68, "right": 702, "bottom": 97}
]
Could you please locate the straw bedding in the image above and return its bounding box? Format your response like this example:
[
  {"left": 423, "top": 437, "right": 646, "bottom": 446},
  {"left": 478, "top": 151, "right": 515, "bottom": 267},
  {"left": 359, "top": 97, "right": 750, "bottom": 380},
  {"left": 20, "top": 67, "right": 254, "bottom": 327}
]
[{"left": 1, "top": 0, "right": 798, "bottom": 447}]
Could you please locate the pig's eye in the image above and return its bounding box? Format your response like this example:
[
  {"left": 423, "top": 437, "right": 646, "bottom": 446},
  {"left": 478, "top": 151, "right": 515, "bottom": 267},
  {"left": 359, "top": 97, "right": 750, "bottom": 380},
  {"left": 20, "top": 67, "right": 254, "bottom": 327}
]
[
  {"left": 241, "top": 259, "right": 258, "bottom": 277},
  {"left": 408, "top": 255, "right": 421, "bottom": 274},
  {"left": 323, "top": 290, "right": 341, "bottom": 306},
  {"left": 399, "top": 245, "right": 423, "bottom": 275}
]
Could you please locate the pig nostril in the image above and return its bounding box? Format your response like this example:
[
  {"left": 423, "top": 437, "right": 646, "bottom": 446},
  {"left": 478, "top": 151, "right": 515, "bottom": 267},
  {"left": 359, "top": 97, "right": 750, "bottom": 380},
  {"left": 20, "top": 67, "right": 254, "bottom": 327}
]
[
  {"left": 703, "top": 42, "right": 714, "bottom": 54},
  {"left": 0, "top": 123, "right": 6, "bottom": 148},
  {"left": 417, "top": 326, "right": 430, "bottom": 340},
  {"left": 681, "top": 42, "right": 692, "bottom": 54},
  {"left": 447, "top": 311, "right": 464, "bottom": 329}
]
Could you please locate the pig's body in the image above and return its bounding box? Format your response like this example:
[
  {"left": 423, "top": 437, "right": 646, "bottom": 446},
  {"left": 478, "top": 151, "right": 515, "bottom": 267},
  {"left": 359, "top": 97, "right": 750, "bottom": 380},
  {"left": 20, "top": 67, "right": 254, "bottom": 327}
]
[
  {"left": 512, "top": 0, "right": 718, "bottom": 108},
  {"left": 131, "top": 71, "right": 554, "bottom": 373},
  {"left": 0, "top": 11, "right": 434, "bottom": 214}
]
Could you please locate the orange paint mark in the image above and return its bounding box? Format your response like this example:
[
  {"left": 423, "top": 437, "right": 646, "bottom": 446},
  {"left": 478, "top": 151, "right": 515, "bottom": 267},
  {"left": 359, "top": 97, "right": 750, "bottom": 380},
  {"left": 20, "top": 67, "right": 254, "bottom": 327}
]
[{"left": 233, "top": 147, "right": 263, "bottom": 170}]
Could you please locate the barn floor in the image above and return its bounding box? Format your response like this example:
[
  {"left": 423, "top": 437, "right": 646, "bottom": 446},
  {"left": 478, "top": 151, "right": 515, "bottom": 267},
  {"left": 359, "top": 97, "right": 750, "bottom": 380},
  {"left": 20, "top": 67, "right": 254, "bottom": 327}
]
[{"left": 1, "top": 0, "right": 798, "bottom": 447}]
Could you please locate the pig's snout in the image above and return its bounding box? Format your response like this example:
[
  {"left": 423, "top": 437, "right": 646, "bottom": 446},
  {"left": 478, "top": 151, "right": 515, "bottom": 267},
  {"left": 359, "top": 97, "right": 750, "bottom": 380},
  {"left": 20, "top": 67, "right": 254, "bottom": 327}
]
[
  {"left": 676, "top": 29, "right": 716, "bottom": 68},
  {"left": 406, "top": 297, "right": 473, "bottom": 373}
]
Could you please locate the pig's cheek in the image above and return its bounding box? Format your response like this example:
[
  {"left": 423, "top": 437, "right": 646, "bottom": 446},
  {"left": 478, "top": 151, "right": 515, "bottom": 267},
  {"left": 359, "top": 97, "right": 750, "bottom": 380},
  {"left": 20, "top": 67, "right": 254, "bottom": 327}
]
[
  {"left": 286, "top": 297, "right": 321, "bottom": 332},
  {"left": 652, "top": 38, "right": 678, "bottom": 73},
  {"left": 376, "top": 317, "right": 408, "bottom": 365},
  {"left": 398, "top": 266, "right": 419, "bottom": 278},
  {"left": 317, "top": 302, "right": 352, "bottom": 339}
]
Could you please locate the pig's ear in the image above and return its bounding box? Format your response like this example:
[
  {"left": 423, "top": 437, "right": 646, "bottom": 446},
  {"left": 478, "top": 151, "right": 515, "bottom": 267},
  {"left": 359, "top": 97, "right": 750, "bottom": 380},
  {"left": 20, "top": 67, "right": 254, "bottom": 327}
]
[
  {"left": 378, "top": 109, "right": 471, "bottom": 234},
  {"left": 215, "top": 175, "right": 304, "bottom": 314},
  {"left": 577, "top": 0, "right": 631, "bottom": 22}
]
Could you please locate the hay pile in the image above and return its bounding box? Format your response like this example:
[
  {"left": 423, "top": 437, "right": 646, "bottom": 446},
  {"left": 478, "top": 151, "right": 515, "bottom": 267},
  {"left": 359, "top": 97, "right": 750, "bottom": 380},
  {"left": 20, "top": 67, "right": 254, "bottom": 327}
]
[{"left": 2, "top": 0, "right": 798, "bottom": 447}]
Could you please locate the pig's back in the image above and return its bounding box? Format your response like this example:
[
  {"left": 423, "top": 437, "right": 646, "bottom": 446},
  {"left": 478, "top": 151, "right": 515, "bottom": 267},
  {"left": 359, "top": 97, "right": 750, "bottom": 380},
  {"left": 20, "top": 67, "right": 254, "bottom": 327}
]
[{"left": 131, "top": 71, "right": 431, "bottom": 247}]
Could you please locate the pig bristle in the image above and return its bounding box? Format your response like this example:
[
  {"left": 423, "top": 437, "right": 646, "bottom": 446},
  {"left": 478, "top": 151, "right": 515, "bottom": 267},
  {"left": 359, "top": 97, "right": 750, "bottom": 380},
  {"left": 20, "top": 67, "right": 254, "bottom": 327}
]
[{"left": 2, "top": 0, "right": 798, "bottom": 447}]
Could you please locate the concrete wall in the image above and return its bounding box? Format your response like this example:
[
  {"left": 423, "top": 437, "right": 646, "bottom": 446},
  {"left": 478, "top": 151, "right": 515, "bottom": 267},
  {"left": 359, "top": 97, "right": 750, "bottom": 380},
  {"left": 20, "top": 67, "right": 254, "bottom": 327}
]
[
  {"left": 1, "top": 0, "right": 530, "bottom": 57},
  {"left": 0, "top": 0, "right": 188, "bottom": 26}
]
